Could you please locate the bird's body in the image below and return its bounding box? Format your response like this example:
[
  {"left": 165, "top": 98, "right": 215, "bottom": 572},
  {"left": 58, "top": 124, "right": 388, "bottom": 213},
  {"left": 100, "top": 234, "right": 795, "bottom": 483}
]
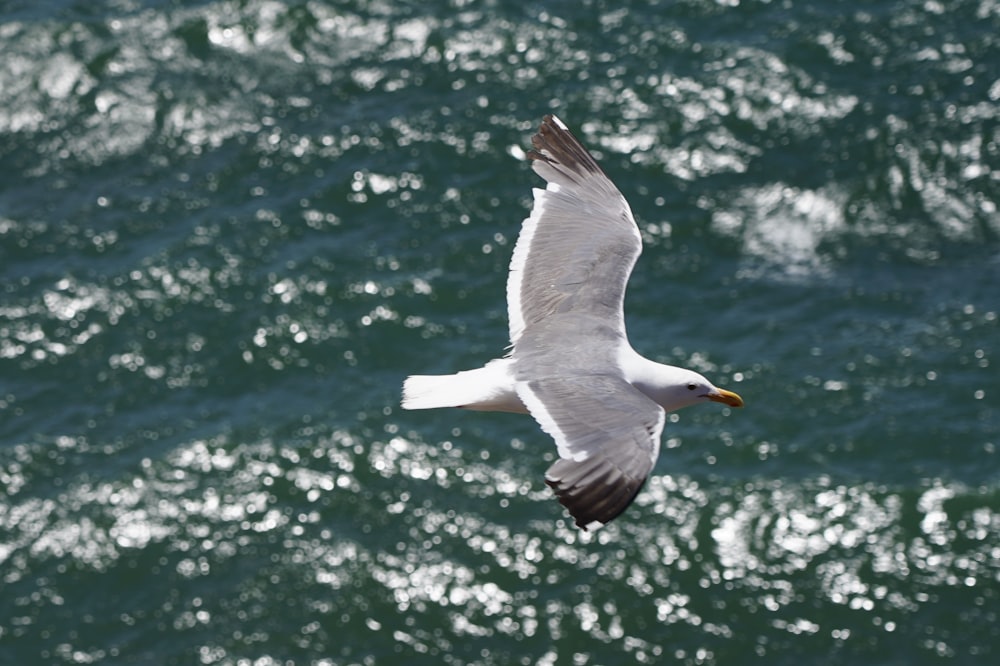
[{"left": 402, "top": 115, "right": 743, "bottom": 530}]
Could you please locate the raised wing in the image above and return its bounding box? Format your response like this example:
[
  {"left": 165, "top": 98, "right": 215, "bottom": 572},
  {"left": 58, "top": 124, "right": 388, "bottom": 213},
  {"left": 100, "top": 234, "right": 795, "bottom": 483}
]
[
  {"left": 506, "top": 115, "right": 641, "bottom": 348},
  {"left": 516, "top": 374, "right": 664, "bottom": 529}
]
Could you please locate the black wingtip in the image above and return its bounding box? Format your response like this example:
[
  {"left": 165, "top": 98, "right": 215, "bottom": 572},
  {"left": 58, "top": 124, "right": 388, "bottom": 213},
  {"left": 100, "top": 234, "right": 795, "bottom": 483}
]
[
  {"left": 545, "top": 457, "right": 647, "bottom": 530},
  {"left": 526, "top": 114, "right": 604, "bottom": 177}
]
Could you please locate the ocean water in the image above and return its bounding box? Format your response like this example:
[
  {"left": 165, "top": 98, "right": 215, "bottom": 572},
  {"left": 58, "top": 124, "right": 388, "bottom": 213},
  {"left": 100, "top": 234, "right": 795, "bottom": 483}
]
[{"left": 1, "top": 0, "right": 998, "bottom": 664}]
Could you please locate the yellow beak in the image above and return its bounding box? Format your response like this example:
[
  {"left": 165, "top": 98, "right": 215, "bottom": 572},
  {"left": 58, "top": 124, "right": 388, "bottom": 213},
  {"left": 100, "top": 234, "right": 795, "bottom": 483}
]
[{"left": 707, "top": 387, "right": 744, "bottom": 408}]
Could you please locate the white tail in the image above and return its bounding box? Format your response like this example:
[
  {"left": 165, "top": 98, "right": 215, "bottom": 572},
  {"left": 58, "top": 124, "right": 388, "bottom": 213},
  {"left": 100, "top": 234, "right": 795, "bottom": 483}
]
[{"left": 400, "top": 359, "right": 525, "bottom": 413}]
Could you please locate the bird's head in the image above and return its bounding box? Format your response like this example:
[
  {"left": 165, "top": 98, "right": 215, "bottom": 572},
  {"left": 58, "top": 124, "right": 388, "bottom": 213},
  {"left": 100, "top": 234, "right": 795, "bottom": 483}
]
[{"left": 661, "top": 370, "right": 744, "bottom": 412}]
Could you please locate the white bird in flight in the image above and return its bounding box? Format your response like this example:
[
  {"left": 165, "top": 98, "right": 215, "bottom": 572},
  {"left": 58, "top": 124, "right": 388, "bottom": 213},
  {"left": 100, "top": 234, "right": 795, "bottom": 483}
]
[{"left": 402, "top": 114, "right": 744, "bottom": 530}]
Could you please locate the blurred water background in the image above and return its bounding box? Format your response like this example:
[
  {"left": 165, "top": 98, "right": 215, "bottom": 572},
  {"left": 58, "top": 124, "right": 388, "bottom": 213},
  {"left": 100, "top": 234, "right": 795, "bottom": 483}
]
[{"left": 1, "top": 0, "right": 999, "bottom": 664}]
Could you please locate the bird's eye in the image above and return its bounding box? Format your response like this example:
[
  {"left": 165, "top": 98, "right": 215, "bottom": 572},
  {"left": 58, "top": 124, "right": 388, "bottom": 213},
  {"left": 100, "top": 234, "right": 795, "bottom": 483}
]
[{"left": 687, "top": 383, "right": 697, "bottom": 391}]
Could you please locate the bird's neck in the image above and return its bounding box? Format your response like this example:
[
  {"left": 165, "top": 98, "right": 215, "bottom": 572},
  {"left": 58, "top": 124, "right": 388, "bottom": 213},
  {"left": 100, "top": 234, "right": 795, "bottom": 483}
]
[{"left": 618, "top": 347, "right": 688, "bottom": 410}]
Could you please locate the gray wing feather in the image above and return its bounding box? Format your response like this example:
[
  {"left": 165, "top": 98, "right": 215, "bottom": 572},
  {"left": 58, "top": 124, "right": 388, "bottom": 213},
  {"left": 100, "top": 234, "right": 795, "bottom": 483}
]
[
  {"left": 507, "top": 116, "right": 662, "bottom": 529},
  {"left": 516, "top": 375, "right": 665, "bottom": 529},
  {"left": 507, "top": 115, "right": 641, "bottom": 346}
]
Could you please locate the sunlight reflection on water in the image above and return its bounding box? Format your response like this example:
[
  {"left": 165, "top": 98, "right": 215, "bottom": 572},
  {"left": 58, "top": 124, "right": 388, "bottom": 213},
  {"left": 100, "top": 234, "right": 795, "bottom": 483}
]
[{"left": 1, "top": 0, "right": 998, "bottom": 663}]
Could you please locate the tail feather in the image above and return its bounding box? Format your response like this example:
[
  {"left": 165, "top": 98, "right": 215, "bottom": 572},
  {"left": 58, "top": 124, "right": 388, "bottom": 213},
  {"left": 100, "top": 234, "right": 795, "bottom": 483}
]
[
  {"left": 400, "top": 360, "right": 525, "bottom": 413},
  {"left": 401, "top": 373, "right": 471, "bottom": 410}
]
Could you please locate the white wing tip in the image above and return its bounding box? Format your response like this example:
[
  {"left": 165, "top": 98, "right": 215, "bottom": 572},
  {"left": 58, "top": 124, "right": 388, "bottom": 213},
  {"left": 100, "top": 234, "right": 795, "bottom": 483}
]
[{"left": 549, "top": 114, "right": 569, "bottom": 130}]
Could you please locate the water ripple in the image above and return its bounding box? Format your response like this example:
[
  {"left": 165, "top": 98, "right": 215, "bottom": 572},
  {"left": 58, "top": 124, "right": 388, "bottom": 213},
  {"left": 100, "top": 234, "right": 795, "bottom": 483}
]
[{"left": 1, "top": 0, "right": 999, "bottom": 664}]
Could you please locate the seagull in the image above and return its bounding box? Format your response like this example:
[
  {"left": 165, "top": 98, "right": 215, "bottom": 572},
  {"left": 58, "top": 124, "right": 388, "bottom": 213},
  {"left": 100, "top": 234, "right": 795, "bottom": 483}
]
[{"left": 401, "top": 114, "right": 743, "bottom": 530}]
